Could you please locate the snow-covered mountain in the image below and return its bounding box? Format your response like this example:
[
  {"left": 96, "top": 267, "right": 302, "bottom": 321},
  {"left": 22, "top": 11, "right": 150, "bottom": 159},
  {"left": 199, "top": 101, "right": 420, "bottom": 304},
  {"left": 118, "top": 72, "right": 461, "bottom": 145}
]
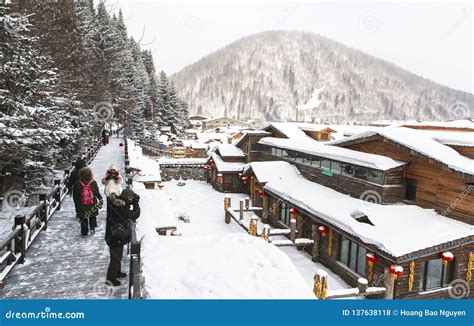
[{"left": 171, "top": 31, "right": 473, "bottom": 123}]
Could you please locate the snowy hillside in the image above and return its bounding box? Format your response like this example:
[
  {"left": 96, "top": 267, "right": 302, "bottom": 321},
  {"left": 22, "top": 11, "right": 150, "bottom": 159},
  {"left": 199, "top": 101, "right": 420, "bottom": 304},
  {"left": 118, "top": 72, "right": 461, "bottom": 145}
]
[{"left": 171, "top": 31, "right": 474, "bottom": 123}]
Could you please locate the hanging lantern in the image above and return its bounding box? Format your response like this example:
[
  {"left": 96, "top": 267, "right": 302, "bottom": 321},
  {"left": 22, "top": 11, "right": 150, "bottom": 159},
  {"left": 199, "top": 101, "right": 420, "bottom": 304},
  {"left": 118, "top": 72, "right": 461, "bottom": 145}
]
[
  {"left": 238, "top": 172, "right": 243, "bottom": 178},
  {"left": 289, "top": 208, "right": 297, "bottom": 216},
  {"left": 241, "top": 176, "right": 248, "bottom": 184},
  {"left": 209, "top": 159, "right": 215, "bottom": 166},
  {"left": 204, "top": 165, "right": 209, "bottom": 171},
  {"left": 317, "top": 225, "right": 327, "bottom": 236},
  {"left": 258, "top": 190, "right": 264, "bottom": 197},
  {"left": 389, "top": 265, "right": 403, "bottom": 279},
  {"left": 365, "top": 253, "right": 379, "bottom": 265},
  {"left": 158, "top": 183, "right": 165, "bottom": 190},
  {"left": 440, "top": 251, "right": 454, "bottom": 265}
]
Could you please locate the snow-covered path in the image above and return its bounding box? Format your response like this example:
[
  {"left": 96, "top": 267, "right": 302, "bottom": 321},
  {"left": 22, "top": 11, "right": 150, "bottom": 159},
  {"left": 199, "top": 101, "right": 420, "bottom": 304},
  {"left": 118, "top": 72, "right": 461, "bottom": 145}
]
[{"left": 0, "top": 136, "right": 128, "bottom": 299}]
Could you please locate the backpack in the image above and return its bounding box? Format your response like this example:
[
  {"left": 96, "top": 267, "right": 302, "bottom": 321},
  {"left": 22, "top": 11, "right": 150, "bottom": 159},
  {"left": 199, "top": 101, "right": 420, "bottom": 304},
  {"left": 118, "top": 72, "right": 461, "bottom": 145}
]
[{"left": 80, "top": 180, "right": 94, "bottom": 206}]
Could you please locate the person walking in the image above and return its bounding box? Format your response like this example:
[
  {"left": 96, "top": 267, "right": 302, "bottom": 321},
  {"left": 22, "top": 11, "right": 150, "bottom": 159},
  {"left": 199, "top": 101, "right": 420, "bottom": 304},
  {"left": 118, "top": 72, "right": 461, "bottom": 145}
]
[
  {"left": 73, "top": 167, "right": 103, "bottom": 236},
  {"left": 105, "top": 188, "right": 140, "bottom": 286},
  {"left": 67, "top": 157, "right": 87, "bottom": 216}
]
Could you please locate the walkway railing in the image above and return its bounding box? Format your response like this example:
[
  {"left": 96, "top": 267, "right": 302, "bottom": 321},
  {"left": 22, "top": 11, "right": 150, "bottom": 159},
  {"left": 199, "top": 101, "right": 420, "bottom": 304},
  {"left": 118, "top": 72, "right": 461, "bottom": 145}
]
[
  {"left": 124, "top": 139, "right": 142, "bottom": 299},
  {"left": 0, "top": 139, "right": 102, "bottom": 287}
]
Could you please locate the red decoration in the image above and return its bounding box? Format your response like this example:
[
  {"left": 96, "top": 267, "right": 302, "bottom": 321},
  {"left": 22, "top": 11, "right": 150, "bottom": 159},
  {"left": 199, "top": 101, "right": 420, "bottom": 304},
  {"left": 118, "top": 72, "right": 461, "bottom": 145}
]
[
  {"left": 389, "top": 265, "right": 403, "bottom": 277},
  {"left": 258, "top": 190, "right": 264, "bottom": 197},
  {"left": 119, "top": 143, "right": 124, "bottom": 147},
  {"left": 289, "top": 208, "right": 297, "bottom": 216},
  {"left": 317, "top": 225, "right": 327, "bottom": 236},
  {"left": 241, "top": 176, "right": 248, "bottom": 184},
  {"left": 158, "top": 183, "right": 165, "bottom": 190},
  {"left": 238, "top": 172, "right": 243, "bottom": 178},
  {"left": 440, "top": 251, "right": 454, "bottom": 265},
  {"left": 204, "top": 165, "right": 209, "bottom": 171},
  {"left": 365, "top": 253, "right": 378, "bottom": 265}
]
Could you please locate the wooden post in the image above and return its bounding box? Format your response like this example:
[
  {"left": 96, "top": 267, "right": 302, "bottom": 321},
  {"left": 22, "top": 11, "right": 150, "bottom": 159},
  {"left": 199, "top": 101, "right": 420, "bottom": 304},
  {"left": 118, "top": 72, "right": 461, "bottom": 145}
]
[
  {"left": 249, "top": 217, "right": 258, "bottom": 236},
  {"left": 239, "top": 199, "right": 244, "bottom": 223},
  {"left": 54, "top": 179, "right": 61, "bottom": 211},
  {"left": 14, "top": 215, "right": 26, "bottom": 264},
  {"left": 312, "top": 232, "right": 320, "bottom": 262},
  {"left": 384, "top": 268, "right": 395, "bottom": 299},
  {"left": 261, "top": 224, "right": 270, "bottom": 241},
  {"left": 313, "top": 270, "right": 328, "bottom": 299},
  {"left": 0, "top": 196, "right": 3, "bottom": 212},
  {"left": 290, "top": 218, "right": 297, "bottom": 243},
  {"left": 245, "top": 197, "right": 250, "bottom": 210},
  {"left": 38, "top": 194, "right": 48, "bottom": 231},
  {"left": 357, "top": 278, "right": 368, "bottom": 294},
  {"left": 262, "top": 195, "right": 269, "bottom": 223}
]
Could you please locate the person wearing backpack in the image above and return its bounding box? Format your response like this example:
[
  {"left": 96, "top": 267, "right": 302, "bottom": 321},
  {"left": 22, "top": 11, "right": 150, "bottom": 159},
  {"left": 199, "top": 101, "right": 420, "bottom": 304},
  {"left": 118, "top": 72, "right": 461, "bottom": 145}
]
[
  {"left": 73, "top": 167, "right": 103, "bottom": 236},
  {"left": 105, "top": 188, "right": 140, "bottom": 286},
  {"left": 67, "top": 157, "right": 88, "bottom": 217}
]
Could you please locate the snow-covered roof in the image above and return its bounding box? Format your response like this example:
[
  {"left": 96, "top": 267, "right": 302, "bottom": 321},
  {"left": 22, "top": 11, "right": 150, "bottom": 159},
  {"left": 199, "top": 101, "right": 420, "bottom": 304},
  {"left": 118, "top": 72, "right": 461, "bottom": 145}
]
[
  {"left": 141, "top": 233, "right": 314, "bottom": 299},
  {"left": 244, "top": 161, "right": 301, "bottom": 184},
  {"left": 158, "top": 157, "right": 208, "bottom": 165},
  {"left": 211, "top": 152, "right": 245, "bottom": 172},
  {"left": 371, "top": 119, "right": 474, "bottom": 129},
  {"left": 262, "top": 164, "right": 474, "bottom": 259},
  {"left": 258, "top": 137, "right": 406, "bottom": 171},
  {"left": 329, "top": 127, "right": 474, "bottom": 176},
  {"left": 216, "top": 143, "right": 245, "bottom": 157}
]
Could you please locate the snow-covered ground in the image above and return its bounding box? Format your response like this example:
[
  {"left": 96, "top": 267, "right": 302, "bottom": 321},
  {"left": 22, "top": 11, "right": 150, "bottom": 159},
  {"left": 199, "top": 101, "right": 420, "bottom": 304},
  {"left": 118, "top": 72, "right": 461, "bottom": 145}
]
[{"left": 135, "top": 178, "right": 350, "bottom": 298}]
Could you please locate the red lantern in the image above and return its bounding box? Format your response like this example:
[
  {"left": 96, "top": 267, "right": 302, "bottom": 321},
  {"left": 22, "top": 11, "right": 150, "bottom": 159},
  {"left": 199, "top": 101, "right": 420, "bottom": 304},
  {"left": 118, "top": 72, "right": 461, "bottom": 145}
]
[
  {"left": 158, "top": 183, "right": 165, "bottom": 190},
  {"left": 258, "top": 190, "right": 264, "bottom": 197},
  {"left": 204, "top": 165, "right": 209, "bottom": 171},
  {"left": 365, "top": 253, "right": 379, "bottom": 265},
  {"left": 440, "top": 251, "right": 454, "bottom": 265},
  {"left": 238, "top": 172, "right": 243, "bottom": 178},
  {"left": 119, "top": 143, "right": 124, "bottom": 147},
  {"left": 389, "top": 265, "right": 403, "bottom": 279},
  {"left": 289, "top": 208, "right": 297, "bottom": 216},
  {"left": 317, "top": 225, "right": 327, "bottom": 236},
  {"left": 241, "top": 176, "right": 248, "bottom": 184}
]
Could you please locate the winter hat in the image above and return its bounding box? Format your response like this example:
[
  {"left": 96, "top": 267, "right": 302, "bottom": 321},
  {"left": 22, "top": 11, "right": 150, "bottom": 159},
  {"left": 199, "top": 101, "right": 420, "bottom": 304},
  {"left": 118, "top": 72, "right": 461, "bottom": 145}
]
[
  {"left": 75, "top": 158, "right": 87, "bottom": 170},
  {"left": 120, "top": 188, "right": 135, "bottom": 205},
  {"left": 79, "top": 167, "right": 93, "bottom": 182},
  {"left": 109, "top": 163, "right": 119, "bottom": 172}
]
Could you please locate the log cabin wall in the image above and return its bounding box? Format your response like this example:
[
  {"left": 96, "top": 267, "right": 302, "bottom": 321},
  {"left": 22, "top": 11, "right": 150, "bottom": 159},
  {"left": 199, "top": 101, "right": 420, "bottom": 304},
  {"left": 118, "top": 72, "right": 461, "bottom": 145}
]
[
  {"left": 257, "top": 151, "right": 405, "bottom": 203},
  {"left": 342, "top": 139, "right": 474, "bottom": 224}
]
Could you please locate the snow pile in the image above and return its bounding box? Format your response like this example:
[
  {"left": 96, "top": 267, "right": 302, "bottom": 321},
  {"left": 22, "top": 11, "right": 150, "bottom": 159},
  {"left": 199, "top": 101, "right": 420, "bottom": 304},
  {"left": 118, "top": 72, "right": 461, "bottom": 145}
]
[
  {"left": 216, "top": 143, "right": 245, "bottom": 157},
  {"left": 141, "top": 233, "right": 314, "bottom": 299},
  {"left": 211, "top": 152, "right": 245, "bottom": 172},
  {"left": 127, "top": 140, "right": 162, "bottom": 182},
  {"left": 134, "top": 182, "right": 176, "bottom": 231},
  {"left": 259, "top": 137, "right": 406, "bottom": 171},
  {"left": 264, "top": 168, "right": 474, "bottom": 258},
  {"left": 329, "top": 127, "right": 474, "bottom": 175},
  {"left": 244, "top": 161, "right": 301, "bottom": 184}
]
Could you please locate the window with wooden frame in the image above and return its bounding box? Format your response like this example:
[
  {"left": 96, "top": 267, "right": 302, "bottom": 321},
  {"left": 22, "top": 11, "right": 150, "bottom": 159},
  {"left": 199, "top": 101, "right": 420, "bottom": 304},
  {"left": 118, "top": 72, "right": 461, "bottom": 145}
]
[
  {"left": 279, "top": 202, "right": 291, "bottom": 226},
  {"left": 419, "top": 259, "right": 454, "bottom": 291},
  {"left": 339, "top": 236, "right": 367, "bottom": 276}
]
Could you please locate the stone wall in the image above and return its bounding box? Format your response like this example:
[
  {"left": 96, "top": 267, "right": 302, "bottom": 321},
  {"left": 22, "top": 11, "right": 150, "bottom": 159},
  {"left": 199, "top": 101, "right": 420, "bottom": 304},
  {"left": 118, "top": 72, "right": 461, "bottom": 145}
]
[{"left": 160, "top": 165, "right": 207, "bottom": 181}]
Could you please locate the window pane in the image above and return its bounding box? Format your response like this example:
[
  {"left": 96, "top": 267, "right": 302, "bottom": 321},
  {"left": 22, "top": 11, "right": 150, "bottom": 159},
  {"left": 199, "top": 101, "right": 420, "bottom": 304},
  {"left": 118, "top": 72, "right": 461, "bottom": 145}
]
[
  {"left": 443, "top": 262, "right": 454, "bottom": 286},
  {"left": 331, "top": 161, "right": 342, "bottom": 173},
  {"left": 356, "top": 246, "right": 366, "bottom": 275},
  {"left": 349, "top": 242, "right": 357, "bottom": 270},
  {"left": 354, "top": 167, "right": 368, "bottom": 180},
  {"left": 339, "top": 238, "right": 349, "bottom": 265},
  {"left": 280, "top": 203, "right": 286, "bottom": 222},
  {"left": 281, "top": 150, "right": 288, "bottom": 158},
  {"left": 271, "top": 147, "right": 277, "bottom": 156},
  {"left": 224, "top": 174, "right": 232, "bottom": 182},
  {"left": 367, "top": 170, "right": 384, "bottom": 184},
  {"left": 276, "top": 148, "right": 282, "bottom": 157},
  {"left": 303, "top": 155, "right": 311, "bottom": 165},
  {"left": 321, "top": 160, "right": 331, "bottom": 170},
  {"left": 425, "top": 260, "right": 442, "bottom": 290},
  {"left": 311, "top": 157, "right": 320, "bottom": 167},
  {"left": 342, "top": 164, "right": 354, "bottom": 176},
  {"left": 288, "top": 151, "right": 295, "bottom": 161}
]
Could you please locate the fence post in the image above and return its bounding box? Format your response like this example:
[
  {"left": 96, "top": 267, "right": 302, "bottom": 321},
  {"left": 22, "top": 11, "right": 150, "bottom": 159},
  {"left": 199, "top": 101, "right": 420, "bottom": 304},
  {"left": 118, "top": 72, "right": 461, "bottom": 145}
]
[
  {"left": 14, "top": 215, "right": 26, "bottom": 264},
  {"left": 313, "top": 270, "right": 328, "bottom": 299},
  {"left": 0, "top": 196, "right": 3, "bottom": 213},
  {"left": 290, "top": 218, "right": 297, "bottom": 243},
  {"left": 245, "top": 197, "right": 250, "bottom": 210},
  {"left": 54, "top": 179, "right": 61, "bottom": 211},
  {"left": 384, "top": 268, "right": 395, "bottom": 299},
  {"left": 248, "top": 217, "right": 258, "bottom": 236},
  {"left": 261, "top": 224, "right": 270, "bottom": 241},
  {"left": 262, "top": 195, "right": 269, "bottom": 223},
  {"left": 357, "top": 278, "right": 368, "bottom": 294},
  {"left": 239, "top": 199, "right": 244, "bottom": 223},
  {"left": 39, "top": 194, "right": 48, "bottom": 230}
]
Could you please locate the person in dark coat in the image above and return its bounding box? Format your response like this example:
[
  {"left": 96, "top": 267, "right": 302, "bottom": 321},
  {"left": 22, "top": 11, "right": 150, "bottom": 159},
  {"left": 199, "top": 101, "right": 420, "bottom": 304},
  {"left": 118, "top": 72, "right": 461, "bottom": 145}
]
[
  {"left": 67, "top": 157, "right": 88, "bottom": 214},
  {"left": 105, "top": 188, "right": 140, "bottom": 286},
  {"left": 73, "top": 167, "right": 103, "bottom": 236}
]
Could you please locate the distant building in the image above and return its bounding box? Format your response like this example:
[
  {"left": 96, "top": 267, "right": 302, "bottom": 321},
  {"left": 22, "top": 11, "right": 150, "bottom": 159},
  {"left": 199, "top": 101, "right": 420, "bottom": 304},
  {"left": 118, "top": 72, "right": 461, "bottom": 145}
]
[{"left": 202, "top": 117, "right": 247, "bottom": 130}]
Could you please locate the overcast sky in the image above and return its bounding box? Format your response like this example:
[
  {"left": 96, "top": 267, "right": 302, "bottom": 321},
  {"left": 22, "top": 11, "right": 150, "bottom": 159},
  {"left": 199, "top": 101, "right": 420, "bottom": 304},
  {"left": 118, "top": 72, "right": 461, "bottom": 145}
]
[{"left": 111, "top": 0, "right": 473, "bottom": 93}]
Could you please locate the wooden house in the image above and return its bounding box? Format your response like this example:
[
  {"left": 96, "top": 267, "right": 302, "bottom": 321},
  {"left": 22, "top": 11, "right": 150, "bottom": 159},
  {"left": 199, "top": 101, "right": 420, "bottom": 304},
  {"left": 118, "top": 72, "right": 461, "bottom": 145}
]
[
  {"left": 330, "top": 128, "right": 474, "bottom": 224},
  {"left": 206, "top": 144, "right": 246, "bottom": 192},
  {"left": 243, "top": 161, "right": 474, "bottom": 299},
  {"left": 201, "top": 117, "right": 247, "bottom": 130}
]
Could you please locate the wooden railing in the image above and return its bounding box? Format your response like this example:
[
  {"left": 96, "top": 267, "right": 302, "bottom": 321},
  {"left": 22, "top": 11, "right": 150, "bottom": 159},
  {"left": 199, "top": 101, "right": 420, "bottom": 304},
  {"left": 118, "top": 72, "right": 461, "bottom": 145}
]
[
  {"left": 124, "top": 139, "right": 142, "bottom": 299},
  {"left": 0, "top": 139, "right": 102, "bottom": 287}
]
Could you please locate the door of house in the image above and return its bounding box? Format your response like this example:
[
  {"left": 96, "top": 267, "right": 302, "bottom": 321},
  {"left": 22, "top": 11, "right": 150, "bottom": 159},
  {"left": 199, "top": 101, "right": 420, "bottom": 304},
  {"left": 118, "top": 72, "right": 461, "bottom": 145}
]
[{"left": 223, "top": 174, "right": 233, "bottom": 192}]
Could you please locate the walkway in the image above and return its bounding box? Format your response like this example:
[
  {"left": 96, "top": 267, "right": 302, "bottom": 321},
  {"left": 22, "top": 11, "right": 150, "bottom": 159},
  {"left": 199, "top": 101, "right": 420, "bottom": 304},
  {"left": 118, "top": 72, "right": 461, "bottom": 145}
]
[{"left": 0, "top": 136, "right": 128, "bottom": 299}]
